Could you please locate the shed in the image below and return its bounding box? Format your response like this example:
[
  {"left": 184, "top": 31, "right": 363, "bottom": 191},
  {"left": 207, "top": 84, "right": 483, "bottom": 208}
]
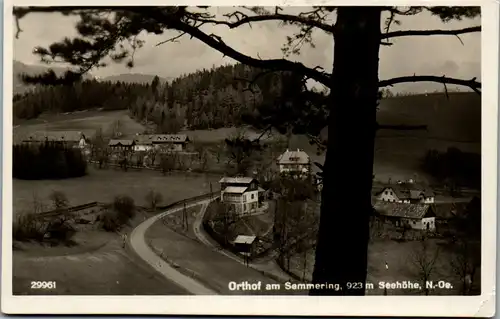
[{"left": 233, "top": 235, "right": 257, "bottom": 254}]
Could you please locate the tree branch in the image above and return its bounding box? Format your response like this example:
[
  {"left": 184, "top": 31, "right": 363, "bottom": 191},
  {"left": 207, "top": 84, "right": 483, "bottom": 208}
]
[
  {"left": 189, "top": 10, "right": 335, "bottom": 34},
  {"left": 382, "top": 26, "right": 480, "bottom": 40},
  {"left": 164, "top": 18, "right": 331, "bottom": 86},
  {"left": 379, "top": 75, "right": 481, "bottom": 95}
]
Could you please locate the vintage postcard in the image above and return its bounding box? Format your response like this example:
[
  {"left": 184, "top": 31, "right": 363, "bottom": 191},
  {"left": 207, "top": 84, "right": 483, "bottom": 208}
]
[{"left": 2, "top": 0, "right": 497, "bottom": 316}]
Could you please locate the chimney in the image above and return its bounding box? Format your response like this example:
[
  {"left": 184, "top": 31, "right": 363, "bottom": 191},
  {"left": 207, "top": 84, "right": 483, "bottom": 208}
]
[
  {"left": 297, "top": 148, "right": 299, "bottom": 152},
  {"left": 286, "top": 149, "right": 289, "bottom": 152}
]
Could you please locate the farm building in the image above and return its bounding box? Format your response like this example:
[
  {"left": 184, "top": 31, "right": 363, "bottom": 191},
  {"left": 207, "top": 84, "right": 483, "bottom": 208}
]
[
  {"left": 133, "top": 134, "right": 154, "bottom": 152},
  {"left": 232, "top": 235, "right": 257, "bottom": 255},
  {"left": 375, "top": 180, "right": 435, "bottom": 204},
  {"left": 431, "top": 202, "right": 468, "bottom": 225},
  {"left": 277, "top": 148, "right": 310, "bottom": 177},
  {"left": 22, "top": 131, "right": 87, "bottom": 149},
  {"left": 150, "top": 134, "right": 190, "bottom": 151},
  {"left": 374, "top": 201, "right": 436, "bottom": 231},
  {"left": 108, "top": 139, "right": 135, "bottom": 152},
  {"left": 219, "top": 177, "right": 264, "bottom": 214}
]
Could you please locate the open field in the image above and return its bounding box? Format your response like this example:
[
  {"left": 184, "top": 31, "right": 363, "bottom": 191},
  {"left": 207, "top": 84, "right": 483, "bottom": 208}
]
[
  {"left": 288, "top": 237, "right": 480, "bottom": 295},
  {"left": 13, "top": 167, "right": 221, "bottom": 215},
  {"left": 13, "top": 205, "right": 188, "bottom": 295},
  {"left": 13, "top": 109, "right": 146, "bottom": 143}
]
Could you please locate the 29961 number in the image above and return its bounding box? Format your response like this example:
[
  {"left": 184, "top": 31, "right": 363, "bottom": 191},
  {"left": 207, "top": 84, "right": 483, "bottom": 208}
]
[{"left": 31, "top": 281, "right": 56, "bottom": 289}]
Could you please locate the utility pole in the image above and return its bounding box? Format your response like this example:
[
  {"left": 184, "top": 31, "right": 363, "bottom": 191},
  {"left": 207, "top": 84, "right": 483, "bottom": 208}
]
[{"left": 183, "top": 202, "right": 188, "bottom": 231}]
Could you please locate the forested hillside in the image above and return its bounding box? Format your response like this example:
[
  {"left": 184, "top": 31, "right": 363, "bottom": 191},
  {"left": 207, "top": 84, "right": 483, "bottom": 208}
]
[
  {"left": 14, "top": 62, "right": 481, "bottom": 144},
  {"left": 13, "top": 63, "right": 297, "bottom": 133}
]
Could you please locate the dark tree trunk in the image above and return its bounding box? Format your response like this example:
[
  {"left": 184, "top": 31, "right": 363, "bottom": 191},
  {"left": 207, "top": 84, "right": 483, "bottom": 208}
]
[{"left": 310, "top": 8, "right": 382, "bottom": 296}]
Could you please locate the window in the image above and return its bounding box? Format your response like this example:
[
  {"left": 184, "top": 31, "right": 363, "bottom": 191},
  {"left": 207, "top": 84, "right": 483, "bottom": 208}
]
[
  {"left": 390, "top": 191, "right": 393, "bottom": 195},
  {"left": 384, "top": 191, "right": 388, "bottom": 195},
  {"left": 251, "top": 194, "right": 254, "bottom": 199}
]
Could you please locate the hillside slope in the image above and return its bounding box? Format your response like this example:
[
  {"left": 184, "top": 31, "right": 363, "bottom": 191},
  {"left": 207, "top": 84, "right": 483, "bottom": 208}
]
[{"left": 13, "top": 60, "right": 93, "bottom": 95}]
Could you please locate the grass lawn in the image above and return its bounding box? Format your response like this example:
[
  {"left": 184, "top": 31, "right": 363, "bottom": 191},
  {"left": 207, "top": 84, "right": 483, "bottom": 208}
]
[
  {"left": 13, "top": 208, "right": 188, "bottom": 295},
  {"left": 159, "top": 205, "right": 202, "bottom": 241},
  {"left": 13, "top": 166, "right": 221, "bottom": 215},
  {"left": 146, "top": 213, "right": 306, "bottom": 295},
  {"left": 13, "top": 110, "right": 146, "bottom": 143},
  {"left": 287, "top": 237, "right": 480, "bottom": 295}
]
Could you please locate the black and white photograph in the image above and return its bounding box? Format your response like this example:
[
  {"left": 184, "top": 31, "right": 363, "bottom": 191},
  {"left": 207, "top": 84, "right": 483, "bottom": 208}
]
[{"left": 2, "top": 1, "right": 497, "bottom": 316}]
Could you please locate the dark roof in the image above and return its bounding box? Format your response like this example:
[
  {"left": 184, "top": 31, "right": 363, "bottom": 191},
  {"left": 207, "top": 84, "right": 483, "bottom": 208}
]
[
  {"left": 431, "top": 202, "right": 468, "bottom": 219},
  {"left": 377, "top": 183, "right": 435, "bottom": 199},
  {"left": 150, "top": 134, "right": 189, "bottom": 143},
  {"left": 219, "top": 177, "right": 257, "bottom": 184},
  {"left": 374, "top": 201, "right": 434, "bottom": 219},
  {"left": 134, "top": 135, "right": 154, "bottom": 145},
  {"left": 24, "top": 131, "right": 84, "bottom": 142},
  {"left": 108, "top": 139, "right": 135, "bottom": 146},
  {"left": 377, "top": 185, "right": 411, "bottom": 199}
]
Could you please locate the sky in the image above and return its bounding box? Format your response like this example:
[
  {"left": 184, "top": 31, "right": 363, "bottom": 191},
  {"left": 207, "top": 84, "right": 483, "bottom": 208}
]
[{"left": 13, "top": 7, "right": 481, "bottom": 93}]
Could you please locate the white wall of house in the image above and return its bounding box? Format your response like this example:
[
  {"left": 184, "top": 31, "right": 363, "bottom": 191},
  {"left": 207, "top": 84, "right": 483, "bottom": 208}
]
[
  {"left": 279, "top": 164, "right": 309, "bottom": 174},
  {"left": 134, "top": 145, "right": 153, "bottom": 152},
  {"left": 421, "top": 217, "right": 436, "bottom": 231},
  {"left": 420, "top": 196, "right": 435, "bottom": 204},
  {"left": 401, "top": 217, "right": 435, "bottom": 230},
  {"left": 377, "top": 188, "right": 400, "bottom": 203},
  {"left": 221, "top": 190, "right": 259, "bottom": 214},
  {"left": 155, "top": 143, "right": 184, "bottom": 151}
]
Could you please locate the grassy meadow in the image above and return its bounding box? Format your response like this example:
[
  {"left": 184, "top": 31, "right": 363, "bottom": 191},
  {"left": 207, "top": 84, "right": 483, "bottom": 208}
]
[
  {"left": 12, "top": 92, "right": 481, "bottom": 213},
  {"left": 13, "top": 167, "right": 221, "bottom": 215}
]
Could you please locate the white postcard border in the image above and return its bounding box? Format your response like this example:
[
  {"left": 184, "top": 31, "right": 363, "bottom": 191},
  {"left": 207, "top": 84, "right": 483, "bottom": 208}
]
[{"left": 2, "top": 0, "right": 497, "bottom": 316}]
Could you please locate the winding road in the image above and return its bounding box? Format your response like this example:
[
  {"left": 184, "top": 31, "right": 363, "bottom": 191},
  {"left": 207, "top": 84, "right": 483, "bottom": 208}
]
[
  {"left": 128, "top": 196, "right": 296, "bottom": 295},
  {"left": 128, "top": 199, "right": 217, "bottom": 295}
]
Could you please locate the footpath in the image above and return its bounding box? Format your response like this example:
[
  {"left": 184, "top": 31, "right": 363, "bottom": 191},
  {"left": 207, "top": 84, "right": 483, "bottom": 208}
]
[{"left": 130, "top": 198, "right": 307, "bottom": 295}]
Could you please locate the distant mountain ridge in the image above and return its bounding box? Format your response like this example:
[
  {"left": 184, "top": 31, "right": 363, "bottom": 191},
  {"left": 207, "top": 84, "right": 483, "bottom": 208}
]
[
  {"left": 13, "top": 60, "right": 94, "bottom": 95},
  {"left": 13, "top": 60, "right": 171, "bottom": 95}
]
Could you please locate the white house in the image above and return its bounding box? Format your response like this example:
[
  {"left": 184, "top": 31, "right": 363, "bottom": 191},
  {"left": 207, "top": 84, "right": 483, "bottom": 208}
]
[
  {"left": 375, "top": 180, "right": 435, "bottom": 204},
  {"left": 277, "top": 149, "right": 310, "bottom": 177},
  {"left": 374, "top": 201, "right": 436, "bottom": 231},
  {"left": 219, "top": 177, "right": 262, "bottom": 214},
  {"left": 150, "top": 134, "right": 190, "bottom": 151},
  {"left": 133, "top": 134, "right": 154, "bottom": 152}
]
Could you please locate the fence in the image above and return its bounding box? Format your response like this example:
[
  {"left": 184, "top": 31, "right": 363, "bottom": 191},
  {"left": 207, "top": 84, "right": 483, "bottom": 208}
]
[
  {"left": 156, "top": 191, "right": 220, "bottom": 211},
  {"left": 37, "top": 201, "right": 100, "bottom": 218}
]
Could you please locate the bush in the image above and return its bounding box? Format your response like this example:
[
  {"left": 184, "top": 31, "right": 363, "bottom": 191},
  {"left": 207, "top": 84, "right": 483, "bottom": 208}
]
[
  {"left": 13, "top": 213, "right": 47, "bottom": 242},
  {"left": 145, "top": 190, "right": 163, "bottom": 210},
  {"left": 100, "top": 195, "right": 136, "bottom": 232},
  {"left": 100, "top": 211, "right": 124, "bottom": 232},
  {"left": 113, "top": 195, "right": 135, "bottom": 220},
  {"left": 13, "top": 213, "right": 76, "bottom": 244},
  {"left": 45, "top": 218, "right": 77, "bottom": 243}
]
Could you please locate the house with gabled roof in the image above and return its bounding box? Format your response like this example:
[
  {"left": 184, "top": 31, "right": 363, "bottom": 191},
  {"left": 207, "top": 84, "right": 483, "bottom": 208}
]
[
  {"left": 23, "top": 130, "right": 87, "bottom": 149},
  {"left": 375, "top": 180, "right": 435, "bottom": 204},
  {"left": 150, "top": 134, "right": 190, "bottom": 151},
  {"left": 277, "top": 148, "right": 310, "bottom": 178},
  {"left": 219, "top": 177, "right": 264, "bottom": 214},
  {"left": 132, "top": 134, "right": 154, "bottom": 152},
  {"left": 108, "top": 139, "right": 135, "bottom": 152},
  {"left": 374, "top": 201, "right": 436, "bottom": 231}
]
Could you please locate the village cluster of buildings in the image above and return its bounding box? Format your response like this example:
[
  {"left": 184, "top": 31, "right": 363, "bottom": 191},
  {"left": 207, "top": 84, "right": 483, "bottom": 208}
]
[
  {"left": 219, "top": 148, "right": 311, "bottom": 215},
  {"left": 110, "top": 134, "right": 190, "bottom": 152},
  {"left": 21, "top": 131, "right": 89, "bottom": 149},
  {"left": 21, "top": 131, "right": 191, "bottom": 154},
  {"left": 21, "top": 131, "right": 462, "bottom": 233}
]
